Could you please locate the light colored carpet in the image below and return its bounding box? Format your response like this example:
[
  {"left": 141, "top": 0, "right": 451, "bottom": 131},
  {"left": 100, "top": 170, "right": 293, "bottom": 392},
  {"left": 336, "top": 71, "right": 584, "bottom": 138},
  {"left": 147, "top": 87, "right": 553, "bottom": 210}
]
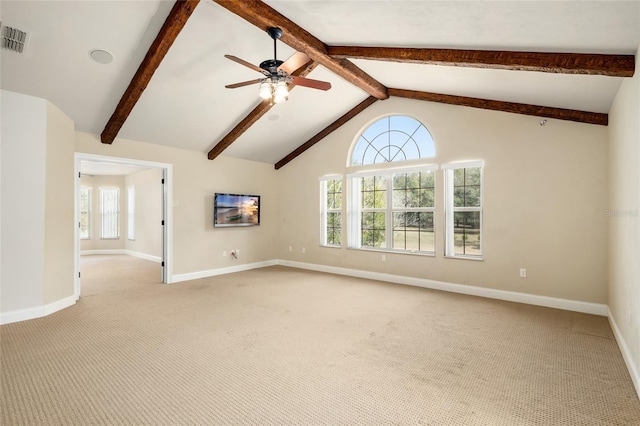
[{"left": 1, "top": 255, "right": 639, "bottom": 425}]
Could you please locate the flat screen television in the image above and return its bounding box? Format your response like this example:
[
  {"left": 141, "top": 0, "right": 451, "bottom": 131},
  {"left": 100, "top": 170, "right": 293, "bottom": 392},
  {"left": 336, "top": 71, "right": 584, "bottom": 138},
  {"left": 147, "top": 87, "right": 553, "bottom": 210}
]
[{"left": 214, "top": 193, "right": 260, "bottom": 227}]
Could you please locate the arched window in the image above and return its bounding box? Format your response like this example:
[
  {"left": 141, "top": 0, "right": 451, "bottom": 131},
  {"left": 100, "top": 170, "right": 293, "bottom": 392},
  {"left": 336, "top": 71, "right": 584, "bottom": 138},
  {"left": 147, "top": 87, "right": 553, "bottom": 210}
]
[{"left": 350, "top": 115, "right": 435, "bottom": 166}]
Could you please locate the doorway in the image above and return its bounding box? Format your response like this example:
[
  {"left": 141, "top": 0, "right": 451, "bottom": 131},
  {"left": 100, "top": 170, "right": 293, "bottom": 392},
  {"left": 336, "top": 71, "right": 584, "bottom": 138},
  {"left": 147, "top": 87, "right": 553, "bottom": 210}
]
[{"left": 74, "top": 153, "right": 173, "bottom": 298}]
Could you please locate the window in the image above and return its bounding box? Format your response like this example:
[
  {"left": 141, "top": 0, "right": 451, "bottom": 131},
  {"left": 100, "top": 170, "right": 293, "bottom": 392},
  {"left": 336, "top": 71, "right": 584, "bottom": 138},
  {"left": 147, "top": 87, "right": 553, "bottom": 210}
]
[
  {"left": 79, "top": 188, "right": 91, "bottom": 239},
  {"left": 346, "top": 115, "right": 437, "bottom": 255},
  {"left": 392, "top": 170, "right": 435, "bottom": 252},
  {"left": 100, "top": 187, "right": 119, "bottom": 239},
  {"left": 444, "top": 161, "right": 483, "bottom": 258},
  {"left": 350, "top": 115, "right": 435, "bottom": 166},
  {"left": 127, "top": 186, "right": 135, "bottom": 240},
  {"left": 348, "top": 166, "right": 436, "bottom": 254},
  {"left": 320, "top": 177, "right": 342, "bottom": 247}
]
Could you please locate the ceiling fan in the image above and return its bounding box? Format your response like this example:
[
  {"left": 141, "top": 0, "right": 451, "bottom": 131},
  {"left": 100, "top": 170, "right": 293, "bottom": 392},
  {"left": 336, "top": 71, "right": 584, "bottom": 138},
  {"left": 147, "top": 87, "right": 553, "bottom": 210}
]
[{"left": 224, "top": 27, "right": 331, "bottom": 104}]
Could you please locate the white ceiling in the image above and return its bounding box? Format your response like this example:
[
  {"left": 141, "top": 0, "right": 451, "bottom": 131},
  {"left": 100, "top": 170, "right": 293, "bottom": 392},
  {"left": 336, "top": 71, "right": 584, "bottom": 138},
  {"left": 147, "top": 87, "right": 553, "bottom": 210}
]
[{"left": 1, "top": 0, "right": 639, "bottom": 166}]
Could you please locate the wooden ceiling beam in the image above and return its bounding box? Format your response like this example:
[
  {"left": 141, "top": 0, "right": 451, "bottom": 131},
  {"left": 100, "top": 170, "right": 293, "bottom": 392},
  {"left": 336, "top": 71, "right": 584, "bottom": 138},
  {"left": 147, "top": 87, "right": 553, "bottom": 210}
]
[
  {"left": 211, "top": 0, "right": 389, "bottom": 100},
  {"left": 328, "top": 46, "right": 635, "bottom": 77},
  {"left": 275, "top": 96, "right": 378, "bottom": 170},
  {"left": 101, "top": 0, "right": 200, "bottom": 144},
  {"left": 208, "top": 62, "right": 318, "bottom": 160},
  {"left": 388, "top": 88, "right": 608, "bottom": 126}
]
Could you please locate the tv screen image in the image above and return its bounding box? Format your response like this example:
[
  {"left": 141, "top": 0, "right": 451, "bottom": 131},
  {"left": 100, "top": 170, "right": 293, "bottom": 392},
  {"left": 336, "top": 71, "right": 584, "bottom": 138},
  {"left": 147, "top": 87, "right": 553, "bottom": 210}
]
[{"left": 214, "top": 193, "right": 260, "bottom": 227}]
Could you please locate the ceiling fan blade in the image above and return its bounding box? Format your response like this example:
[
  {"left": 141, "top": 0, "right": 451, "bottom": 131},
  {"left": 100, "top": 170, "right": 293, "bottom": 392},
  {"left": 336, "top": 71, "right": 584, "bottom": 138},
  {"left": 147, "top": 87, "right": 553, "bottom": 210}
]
[
  {"left": 224, "top": 55, "right": 268, "bottom": 75},
  {"left": 278, "top": 52, "right": 311, "bottom": 75},
  {"left": 290, "top": 75, "right": 332, "bottom": 91},
  {"left": 225, "top": 79, "right": 262, "bottom": 89}
]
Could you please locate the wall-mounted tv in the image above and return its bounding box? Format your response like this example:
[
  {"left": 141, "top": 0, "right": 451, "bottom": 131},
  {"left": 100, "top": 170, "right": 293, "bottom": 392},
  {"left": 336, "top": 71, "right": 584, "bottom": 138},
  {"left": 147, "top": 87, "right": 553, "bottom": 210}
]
[{"left": 214, "top": 193, "right": 260, "bottom": 227}]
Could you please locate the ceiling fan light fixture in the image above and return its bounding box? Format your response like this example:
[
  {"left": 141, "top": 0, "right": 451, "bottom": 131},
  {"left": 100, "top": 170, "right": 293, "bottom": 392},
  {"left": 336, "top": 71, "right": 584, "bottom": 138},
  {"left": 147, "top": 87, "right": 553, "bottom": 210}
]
[
  {"left": 273, "top": 79, "right": 289, "bottom": 103},
  {"left": 259, "top": 79, "right": 272, "bottom": 99}
]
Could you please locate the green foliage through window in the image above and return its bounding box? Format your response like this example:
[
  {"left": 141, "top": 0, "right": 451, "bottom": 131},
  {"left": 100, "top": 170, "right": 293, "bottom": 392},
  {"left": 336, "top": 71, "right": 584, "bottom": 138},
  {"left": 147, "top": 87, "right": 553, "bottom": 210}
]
[
  {"left": 321, "top": 178, "right": 342, "bottom": 247},
  {"left": 446, "top": 164, "right": 483, "bottom": 258},
  {"left": 356, "top": 169, "right": 435, "bottom": 253}
]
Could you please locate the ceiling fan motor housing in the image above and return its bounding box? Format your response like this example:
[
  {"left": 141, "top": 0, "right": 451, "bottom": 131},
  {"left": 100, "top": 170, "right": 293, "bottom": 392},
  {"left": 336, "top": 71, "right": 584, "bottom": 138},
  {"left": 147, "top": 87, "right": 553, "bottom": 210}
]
[{"left": 259, "top": 59, "right": 284, "bottom": 74}]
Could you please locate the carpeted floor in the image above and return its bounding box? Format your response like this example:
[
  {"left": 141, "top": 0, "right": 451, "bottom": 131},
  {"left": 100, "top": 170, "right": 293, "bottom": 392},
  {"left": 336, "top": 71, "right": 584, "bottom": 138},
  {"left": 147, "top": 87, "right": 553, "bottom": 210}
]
[{"left": 1, "top": 255, "right": 639, "bottom": 425}]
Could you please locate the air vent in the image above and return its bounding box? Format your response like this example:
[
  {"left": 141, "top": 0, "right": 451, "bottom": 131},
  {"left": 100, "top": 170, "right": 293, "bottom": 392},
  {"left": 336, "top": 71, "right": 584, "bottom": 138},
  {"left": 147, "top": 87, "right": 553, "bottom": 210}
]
[{"left": 1, "top": 25, "right": 28, "bottom": 54}]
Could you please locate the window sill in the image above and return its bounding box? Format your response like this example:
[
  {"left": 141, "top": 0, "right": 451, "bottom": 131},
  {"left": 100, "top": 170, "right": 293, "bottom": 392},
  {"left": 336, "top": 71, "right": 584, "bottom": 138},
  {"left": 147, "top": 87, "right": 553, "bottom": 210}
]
[
  {"left": 100, "top": 238, "right": 120, "bottom": 240},
  {"left": 320, "top": 244, "right": 342, "bottom": 249},
  {"left": 347, "top": 247, "right": 435, "bottom": 257},
  {"left": 444, "top": 255, "right": 484, "bottom": 261}
]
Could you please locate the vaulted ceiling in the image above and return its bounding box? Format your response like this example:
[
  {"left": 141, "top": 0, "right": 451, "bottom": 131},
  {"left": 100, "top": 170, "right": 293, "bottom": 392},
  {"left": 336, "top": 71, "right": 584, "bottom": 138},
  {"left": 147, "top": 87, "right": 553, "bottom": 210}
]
[{"left": 2, "top": 0, "right": 638, "bottom": 168}]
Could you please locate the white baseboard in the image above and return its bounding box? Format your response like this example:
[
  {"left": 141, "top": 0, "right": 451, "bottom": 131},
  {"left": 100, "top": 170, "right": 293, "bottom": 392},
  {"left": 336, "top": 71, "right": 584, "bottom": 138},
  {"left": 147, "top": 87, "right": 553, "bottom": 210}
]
[
  {"left": 81, "top": 249, "right": 125, "bottom": 256},
  {"left": 81, "top": 249, "right": 161, "bottom": 263},
  {"left": 1, "top": 294, "right": 77, "bottom": 325},
  {"left": 124, "top": 250, "right": 162, "bottom": 263},
  {"left": 170, "top": 260, "right": 279, "bottom": 283},
  {"left": 608, "top": 308, "right": 640, "bottom": 399},
  {"left": 278, "top": 260, "right": 609, "bottom": 316}
]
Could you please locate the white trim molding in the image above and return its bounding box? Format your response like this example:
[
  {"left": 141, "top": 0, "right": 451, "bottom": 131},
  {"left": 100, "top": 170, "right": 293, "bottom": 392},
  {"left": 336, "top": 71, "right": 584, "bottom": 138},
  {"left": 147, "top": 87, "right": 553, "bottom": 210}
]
[
  {"left": 171, "top": 260, "right": 279, "bottom": 283},
  {"left": 1, "top": 294, "right": 77, "bottom": 325},
  {"left": 608, "top": 308, "right": 640, "bottom": 399},
  {"left": 278, "top": 260, "right": 608, "bottom": 316},
  {"left": 81, "top": 249, "right": 162, "bottom": 263}
]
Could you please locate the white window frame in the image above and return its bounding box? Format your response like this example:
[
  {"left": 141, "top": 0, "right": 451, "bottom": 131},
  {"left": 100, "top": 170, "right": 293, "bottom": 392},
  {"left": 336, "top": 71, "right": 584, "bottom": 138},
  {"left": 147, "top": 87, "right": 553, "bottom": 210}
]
[
  {"left": 347, "top": 164, "right": 437, "bottom": 254},
  {"left": 349, "top": 114, "right": 436, "bottom": 166},
  {"left": 127, "top": 186, "right": 135, "bottom": 241},
  {"left": 79, "top": 187, "right": 91, "bottom": 240},
  {"left": 100, "top": 186, "right": 120, "bottom": 240},
  {"left": 320, "top": 176, "right": 343, "bottom": 247},
  {"left": 443, "top": 160, "right": 484, "bottom": 259}
]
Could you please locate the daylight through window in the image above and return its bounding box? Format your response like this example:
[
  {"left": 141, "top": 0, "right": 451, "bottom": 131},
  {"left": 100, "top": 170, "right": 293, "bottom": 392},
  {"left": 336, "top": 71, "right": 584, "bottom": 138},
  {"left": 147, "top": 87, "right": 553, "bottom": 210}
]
[
  {"left": 80, "top": 188, "right": 91, "bottom": 240},
  {"left": 100, "top": 187, "right": 119, "bottom": 239},
  {"left": 348, "top": 166, "right": 437, "bottom": 254},
  {"left": 350, "top": 115, "right": 435, "bottom": 166},
  {"left": 320, "top": 177, "right": 342, "bottom": 247},
  {"left": 444, "top": 161, "right": 483, "bottom": 258}
]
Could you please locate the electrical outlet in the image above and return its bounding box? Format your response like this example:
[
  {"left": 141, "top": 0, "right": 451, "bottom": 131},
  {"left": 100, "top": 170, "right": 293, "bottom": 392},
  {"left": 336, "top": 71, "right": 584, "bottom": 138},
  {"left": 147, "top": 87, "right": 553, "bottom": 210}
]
[
  {"left": 302, "top": 247, "right": 306, "bottom": 254},
  {"left": 381, "top": 254, "right": 386, "bottom": 262},
  {"left": 519, "top": 268, "right": 527, "bottom": 278},
  {"left": 235, "top": 249, "right": 240, "bottom": 256},
  {"left": 223, "top": 250, "right": 227, "bottom": 257},
  {"left": 288, "top": 246, "right": 292, "bottom": 252},
  {"left": 629, "top": 310, "right": 632, "bottom": 326}
]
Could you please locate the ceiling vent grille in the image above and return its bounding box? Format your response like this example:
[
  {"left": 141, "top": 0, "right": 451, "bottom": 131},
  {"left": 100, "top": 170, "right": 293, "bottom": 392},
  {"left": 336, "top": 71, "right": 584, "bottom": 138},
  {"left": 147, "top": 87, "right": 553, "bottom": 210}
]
[{"left": 1, "top": 25, "right": 28, "bottom": 54}]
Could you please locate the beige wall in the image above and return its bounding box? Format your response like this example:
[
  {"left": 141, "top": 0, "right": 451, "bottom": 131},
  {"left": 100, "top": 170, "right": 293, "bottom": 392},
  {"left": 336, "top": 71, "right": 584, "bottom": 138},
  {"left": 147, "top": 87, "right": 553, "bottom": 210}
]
[
  {"left": 125, "top": 168, "right": 163, "bottom": 258},
  {"left": 80, "top": 175, "right": 126, "bottom": 251},
  {"left": 1, "top": 90, "right": 75, "bottom": 314},
  {"left": 75, "top": 132, "right": 279, "bottom": 275},
  {"left": 43, "top": 101, "right": 75, "bottom": 305},
  {"left": 608, "top": 46, "right": 640, "bottom": 387},
  {"left": 277, "top": 97, "right": 609, "bottom": 303},
  {"left": 1, "top": 91, "right": 47, "bottom": 312}
]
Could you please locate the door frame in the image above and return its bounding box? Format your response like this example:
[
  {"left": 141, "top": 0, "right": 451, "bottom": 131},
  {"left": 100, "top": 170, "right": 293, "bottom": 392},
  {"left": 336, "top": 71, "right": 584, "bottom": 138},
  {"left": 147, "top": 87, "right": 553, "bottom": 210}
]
[{"left": 74, "top": 153, "right": 173, "bottom": 298}]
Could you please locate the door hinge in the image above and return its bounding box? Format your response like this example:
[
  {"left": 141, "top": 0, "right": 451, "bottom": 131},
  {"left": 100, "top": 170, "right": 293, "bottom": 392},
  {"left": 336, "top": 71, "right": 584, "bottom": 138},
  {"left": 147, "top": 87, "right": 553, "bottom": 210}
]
[
  {"left": 161, "top": 261, "right": 165, "bottom": 267},
  {"left": 162, "top": 178, "right": 165, "bottom": 184},
  {"left": 78, "top": 172, "right": 81, "bottom": 178},
  {"left": 78, "top": 272, "right": 81, "bottom": 278},
  {"left": 161, "top": 220, "right": 164, "bottom": 226}
]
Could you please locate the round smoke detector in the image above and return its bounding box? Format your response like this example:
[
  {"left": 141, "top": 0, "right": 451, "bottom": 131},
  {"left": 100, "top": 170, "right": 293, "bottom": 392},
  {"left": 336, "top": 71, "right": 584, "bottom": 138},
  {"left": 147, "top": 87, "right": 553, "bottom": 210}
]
[{"left": 89, "top": 49, "right": 113, "bottom": 64}]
